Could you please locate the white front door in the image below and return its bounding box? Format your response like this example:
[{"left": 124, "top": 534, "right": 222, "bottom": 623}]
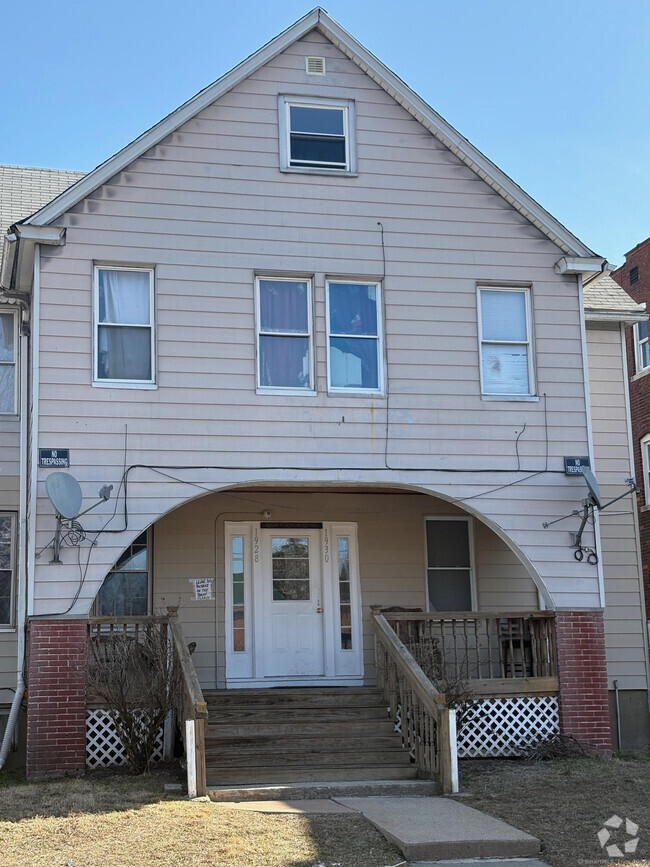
[
  {"left": 224, "top": 521, "right": 363, "bottom": 686},
  {"left": 258, "top": 529, "right": 325, "bottom": 678}
]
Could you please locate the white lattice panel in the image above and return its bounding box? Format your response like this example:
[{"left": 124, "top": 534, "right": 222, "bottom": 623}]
[
  {"left": 457, "top": 697, "right": 559, "bottom": 758},
  {"left": 86, "top": 709, "right": 164, "bottom": 768}
]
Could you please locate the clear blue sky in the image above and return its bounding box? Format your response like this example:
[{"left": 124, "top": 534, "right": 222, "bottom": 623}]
[{"left": 2, "top": 0, "right": 648, "bottom": 265}]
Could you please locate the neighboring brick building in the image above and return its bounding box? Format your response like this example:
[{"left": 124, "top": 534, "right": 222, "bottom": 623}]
[{"left": 614, "top": 240, "right": 650, "bottom": 623}]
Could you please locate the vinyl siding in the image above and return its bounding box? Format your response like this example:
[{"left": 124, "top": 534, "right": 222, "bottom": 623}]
[
  {"left": 587, "top": 322, "right": 649, "bottom": 690},
  {"left": 150, "top": 490, "right": 538, "bottom": 689},
  {"left": 33, "top": 29, "right": 598, "bottom": 615}
]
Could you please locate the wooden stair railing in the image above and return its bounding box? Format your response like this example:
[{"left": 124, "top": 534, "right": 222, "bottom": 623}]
[
  {"left": 167, "top": 607, "right": 208, "bottom": 798},
  {"left": 371, "top": 606, "right": 458, "bottom": 794}
]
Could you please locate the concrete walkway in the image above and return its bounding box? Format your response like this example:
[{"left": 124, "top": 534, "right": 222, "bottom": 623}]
[
  {"left": 335, "top": 797, "right": 540, "bottom": 862},
  {"left": 219, "top": 793, "right": 544, "bottom": 863}
]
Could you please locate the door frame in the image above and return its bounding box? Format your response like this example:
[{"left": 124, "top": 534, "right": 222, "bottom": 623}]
[{"left": 224, "top": 521, "right": 364, "bottom": 687}]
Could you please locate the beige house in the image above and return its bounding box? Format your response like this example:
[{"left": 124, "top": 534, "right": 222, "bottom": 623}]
[{"left": 1, "top": 10, "right": 648, "bottom": 787}]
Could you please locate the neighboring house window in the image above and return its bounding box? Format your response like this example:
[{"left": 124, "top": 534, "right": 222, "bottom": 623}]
[
  {"left": 634, "top": 320, "right": 650, "bottom": 372},
  {"left": 255, "top": 277, "right": 313, "bottom": 391},
  {"left": 425, "top": 517, "right": 475, "bottom": 612},
  {"left": 94, "top": 266, "right": 155, "bottom": 385},
  {"left": 478, "top": 286, "right": 534, "bottom": 396},
  {"left": 95, "top": 531, "right": 150, "bottom": 616},
  {"left": 0, "top": 312, "right": 16, "bottom": 414},
  {"left": 0, "top": 514, "right": 16, "bottom": 627},
  {"left": 279, "top": 96, "right": 356, "bottom": 173},
  {"left": 641, "top": 434, "right": 650, "bottom": 505},
  {"left": 326, "top": 280, "right": 383, "bottom": 393}
]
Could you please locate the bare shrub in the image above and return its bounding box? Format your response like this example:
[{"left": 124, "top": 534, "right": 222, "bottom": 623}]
[
  {"left": 406, "top": 638, "right": 476, "bottom": 725},
  {"left": 87, "top": 624, "right": 182, "bottom": 774},
  {"left": 523, "top": 733, "right": 589, "bottom": 761}
]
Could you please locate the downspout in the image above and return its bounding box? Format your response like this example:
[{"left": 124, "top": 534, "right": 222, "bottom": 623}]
[{"left": 0, "top": 296, "right": 30, "bottom": 767}]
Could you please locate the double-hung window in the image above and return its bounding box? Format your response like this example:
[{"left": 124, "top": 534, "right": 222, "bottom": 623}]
[
  {"left": 0, "top": 514, "right": 16, "bottom": 627},
  {"left": 0, "top": 312, "right": 16, "bottom": 414},
  {"left": 279, "top": 97, "right": 356, "bottom": 173},
  {"left": 634, "top": 320, "right": 650, "bottom": 372},
  {"left": 478, "top": 286, "right": 534, "bottom": 397},
  {"left": 425, "top": 517, "right": 475, "bottom": 612},
  {"left": 327, "top": 280, "right": 383, "bottom": 393},
  {"left": 94, "top": 266, "right": 155, "bottom": 386},
  {"left": 256, "top": 277, "right": 313, "bottom": 391}
]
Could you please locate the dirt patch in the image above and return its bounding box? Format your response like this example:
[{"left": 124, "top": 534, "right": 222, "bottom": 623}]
[
  {"left": 458, "top": 755, "right": 650, "bottom": 867},
  {"left": 0, "top": 769, "right": 402, "bottom": 867}
]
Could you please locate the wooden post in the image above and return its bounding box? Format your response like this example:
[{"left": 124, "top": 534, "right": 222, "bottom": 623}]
[
  {"left": 438, "top": 707, "right": 459, "bottom": 794},
  {"left": 194, "top": 701, "right": 208, "bottom": 798}
]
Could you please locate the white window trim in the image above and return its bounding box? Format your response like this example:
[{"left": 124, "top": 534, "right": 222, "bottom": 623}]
[
  {"left": 92, "top": 265, "right": 156, "bottom": 388},
  {"left": 278, "top": 96, "right": 357, "bottom": 175},
  {"left": 255, "top": 275, "right": 315, "bottom": 395},
  {"left": 424, "top": 515, "right": 477, "bottom": 613},
  {"left": 0, "top": 513, "right": 16, "bottom": 629},
  {"left": 325, "top": 279, "right": 385, "bottom": 395},
  {"left": 0, "top": 310, "right": 18, "bottom": 415},
  {"left": 477, "top": 285, "right": 536, "bottom": 398},
  {"left": 640, "top": 434, "right": 650, "bottom": 506},
  {"left": 634, "top": 321, "right": 650, "bottom": 373}
]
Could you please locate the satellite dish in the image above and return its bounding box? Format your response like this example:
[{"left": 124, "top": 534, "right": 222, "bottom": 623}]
[
  {"left": 45, "top": 472, "right": 83, "bottom": 519},
  {"left": 581, "top": 466, "right": 602, "bottom": 509}
]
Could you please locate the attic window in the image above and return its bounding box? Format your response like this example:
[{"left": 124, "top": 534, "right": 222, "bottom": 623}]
[
  {"left": 279, "top": 96, "right": 356, "bottom": 174},
  {"left": 630, "top": 266, "right": 639, "bottom": 285},
  {"left": 306, "top": 56, "right": 326, "bottom": 75}
]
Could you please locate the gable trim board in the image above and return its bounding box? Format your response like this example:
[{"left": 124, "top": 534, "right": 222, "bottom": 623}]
[{"left": 19, "top": 8, "right": 600, "bottom": 266}]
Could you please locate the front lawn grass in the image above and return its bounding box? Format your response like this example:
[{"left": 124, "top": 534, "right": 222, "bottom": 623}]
[
  {"left": 0, "top": 769, "right": 401, "bottom": 867},
  {"left": 459, "top": 755, "right": 650, "bottom": 867}
]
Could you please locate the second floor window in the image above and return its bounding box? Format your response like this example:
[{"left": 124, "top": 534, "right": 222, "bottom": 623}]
[
  {"left": 478, "top": 286, "right": 534, "bottom": 396},
  {"left": 94, "top": 266, "right": 155, "bottom": 386},
  {"left": 327, "top": 280, "right": 383, "bottom": 393},
  {"left": 0, "top": 514, "right": 15, "bottom": 627},
  {"left": 634, "top": 320, "right": 650, "bottom": 372},
  {"left": 0, "top": 312, "right": 16, "bottom": 413},
  {"left": 256, "top": 277, "right": 313, "bottom": 391}
]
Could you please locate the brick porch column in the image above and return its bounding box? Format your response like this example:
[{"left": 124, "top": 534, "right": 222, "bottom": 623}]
[
  {"left": 26, "top": 618, "right": 87, "bottom": 779},
  {"left": 555, "top": 610, "right": 612, "bottom": 756}
]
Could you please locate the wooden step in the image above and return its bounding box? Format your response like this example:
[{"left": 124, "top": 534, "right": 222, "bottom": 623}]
[
  {"left": 208, "top": 706, "right": 389, "bottom": 724},
  {"left": 206, "top": 765, "right": 419, "bottom": 785},
  {"left": 205, "top": 692, "right": 385, "bottom": 711},
  {"left": 206, "top": 734, "right": 400, "bottom": 752},
  {"left": 207, "top": 718, "right": 395, "bottom": 738},
  {"left": 206, "top": 747, "right": 411, "bottom": 768}
]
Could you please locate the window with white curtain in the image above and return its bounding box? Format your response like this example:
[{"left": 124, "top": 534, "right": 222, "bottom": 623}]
[
  {"left": 255, "top": 277, "right": 313, "bottom": 391},
  {"left": 0, "top": 514, "right": 16, "bottom": 627},
  {"left": 0, "top": 313, "right": 16, "bottom": 414},
  {"left": 478, "top": 286, "right": 534, "bottom": 396},
  {"left": 326, "top": 280, "right": 383, "bottom": 393},
  {"left": 94, "top": 266, "right": 154, "bottom": 385}
]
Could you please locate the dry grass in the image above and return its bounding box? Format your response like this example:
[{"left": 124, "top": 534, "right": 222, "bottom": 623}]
[
  {"left": 0, "top": 769, "right": 401, "bottom": 867},
  {"left": 459, "top": 755, "right": 650, "bottom": 867}
]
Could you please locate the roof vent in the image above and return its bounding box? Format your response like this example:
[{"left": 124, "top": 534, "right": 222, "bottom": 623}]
[
  {"left": 305, "top": 56, "right": 326, "bottom": 75},
  {"left": 630, "top": 265, "right": 639, "bottom": 285}
]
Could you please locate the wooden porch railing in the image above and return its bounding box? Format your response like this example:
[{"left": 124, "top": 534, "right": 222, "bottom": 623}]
[
  {"left": 371, "top": 607, "right": 458, "bottom": 794},
  {"left": 381, "top": 610, "right": 558, "bottom": 698},
  {"left": 87, "top": 610, "right": 207, "bottom": 798}
]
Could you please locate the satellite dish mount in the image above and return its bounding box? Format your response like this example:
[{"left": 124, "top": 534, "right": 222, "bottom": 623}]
[{"left": 44, "top": 472, "right": 113, "bottom": 563}]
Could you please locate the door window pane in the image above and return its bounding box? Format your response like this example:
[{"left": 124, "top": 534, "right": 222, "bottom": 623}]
[
  {"left": 337, "top": 536, "right": 352, "bottom": 649},
  {"left": 271, "top": 537, "right": 310, "bottom": 600},
  {"left": 232, "top": 536, "right": 245, "bottom": 652}
]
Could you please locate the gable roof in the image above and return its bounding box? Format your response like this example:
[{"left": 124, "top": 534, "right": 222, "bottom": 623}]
[
  {"left": 21, "top": 9, "right": 598, "bottom": 261},
  {"left": 0, "top": 165, "right": 84, "bottom": 267},
  {"left": 583, "top": 272, "right": 646, "bottom": 323}
]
